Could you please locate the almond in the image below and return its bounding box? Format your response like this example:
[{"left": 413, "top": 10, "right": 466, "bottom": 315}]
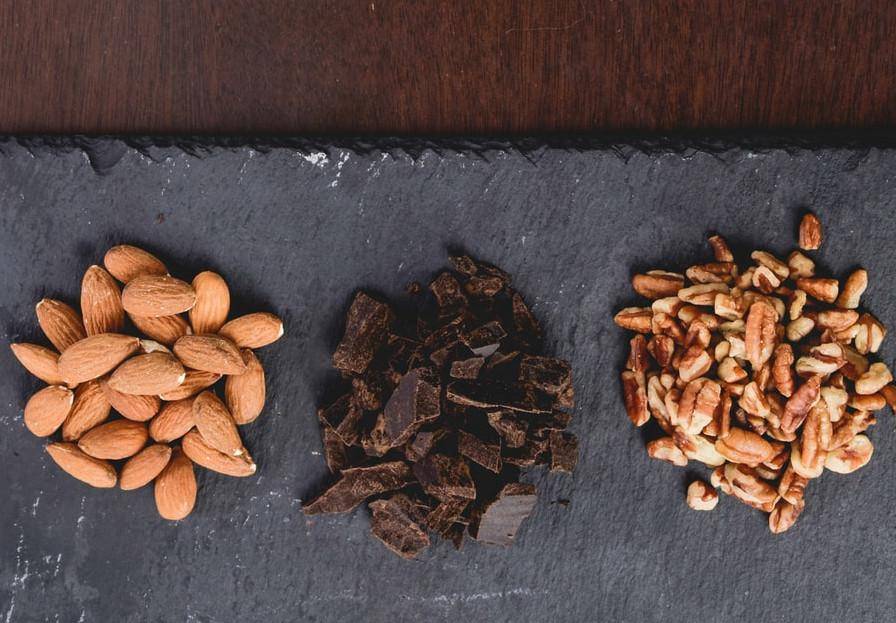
[
  {"left": 24, "top": 386, "right": 74, "bottom": 437},
  {"left": 219, "top": 312, "right": 284, "bottom": 349},
  {"left": 154, "top": 449, "right": 196, "bottom": 520},
  {"left": 182, "top": 430, "right": 257, "bottom": 477},
  {"left": 35, "top": 299, "right": 86, "bottom": 352},
  {"left": 173, "top": 335, "right": 246, "bottom": 375},
  {"left": 189, "top": 271, "right": 230, "bottom": 334},
  {"left": 107, "top": 352, "right": 185, "bottom": 395},
  {"left": 78, "top": 419, "right": 148, "bottom": 460},
  {"left": 46, "top": 442, "right": 117, "bottom": 488},
  {"left": 10, "top": 343, "right": 66, "bottom": 385},
  {"left": 58, "top": 333, "right": 140, "bottom": 384},
  {"left": 192, "top": 391, "right": 244, "bottom": 456},
  {"left": 119, "top": 444, "right": 172, "bottom": 490},
  {"left": 61, "top": 380, "right": 112, "bottom": 441},
  {"left": 100, "top": 378, "right": 161, "bottom": 421},
  {"left": 122, "top": 275, "right": 196, "bottom": 317},
  {"left": 81, "top": 265, "right": 126, "bottom": 335},
  {"left": 225, "top": 349, "right": 266, "bottom": 425},
  {"left": 129, "top": 313, "right": 191, "bottom": 346},
  {"left": 103, "top": 244, "right": 168, "bottom": 283},
  {"left": 149, "top": 399, "right": 196, "bottom": 443},
  {"left": 159, "top": 370, "right": 221, "bottom": 401}
]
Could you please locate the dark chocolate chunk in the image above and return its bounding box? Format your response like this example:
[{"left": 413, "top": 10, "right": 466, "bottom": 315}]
[
  {"left": 333, "top": 292, "right": 393, "bottom": 374},
  {"left": 369, "top": 497, "right": 430, "bottom": 559},
  {"left": 457, "top": 430, "right": 502, "bottom": 473},
  {"left": 318, "top": 394, "right": 363, "bottom": 445},
  {"left": 303, "top": 461, "right": 413, "bottom": 514},
  {"left": 469, "top": 483, "right": 537, "bottom": 546},
  {"left": 404, "top": 430, "right": 442, "bottom": 462},
  {"left": 487, "top": 410, "right": 529, "bottom": 448},
  {"left": 369, "top": 368, "right": 440, "bottom": 453},
  {"left": 549, "top": 431, "right": 579, "bottom": 473},
  {"left": 352, "top": 374, "right": 388, "bottom": 411},
  {"left": 465, "top": 275, "right": 505, "bottom": 298},
  {"left": 447, "top": 380, "right": 553, "bottom": 413},
  {"left": 502, "top": 438, "right": 548, "bottom": 467},
  {"left": 429, "top": 272, "right": 467, "bottom": 312},
  {"left": 450, "top": 356, "right": 484, "bottom": 379},
  {"left": 519, "top": 355, "right": 572, "bottom": 397},
  {"left": 460, "top": 321, "right": 506, "bottom": 357},
  {"left": 511, "top": 291, "right": 541, "bottom": 338},
  {"left": 322, "top": 427, "right": 349, "bottom": 473},
  {"left": 424, "top": 498, "right": 470, "bottom": 535},
  {"left": 448, "top": 254, "right": 479, "bottom": 276},
  {"left": 412, "top": 454, "right": 476, "bottom": 502}
]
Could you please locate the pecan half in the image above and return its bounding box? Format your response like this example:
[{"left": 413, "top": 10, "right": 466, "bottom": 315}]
[
  {"left": 707, "top": 234, "right": 734, "bottom": 262},
  {"left": 739, "top": 381, "right": 771, "bottom": 419},
  {"left": 777, "top": 465, "right": 808, "bottom": 504},
  {"left": 678, "top": 283, "right": 729, "bottom": 306},
  {"left": 836, "top": 269, "right": 867, "bottom": 309},
  {"left": 827, "top": 410, "right": 875, "bottom": 451},
  {"left": 714, "top": 427, "right": 775, "bottom": 465},
  {"left": 718, "top": 357, "right": 748, "bottom": 384},
  {"left": 787, "top": 251, "right": 815, "bottom": 280},
  {"left": 853, "top": 313, "right": 886, "bottom": 354},
  {"left": 781, "top": 375, "right": 822, "bottom": 433},
  {"left": 646, "top": 437, "right": 687, "bottom": 466},
  {"left": 751, "top": 251, "right": 790, "bottom": 281},
  {"left": 724, "top": 463, "right": 778, "bottom": 511},
  {"left": 686, "top": 480, "right": 719, "bottom": 511},
  {"left": 788, "top": 289, "right": 807, "bottom": 320},
  {"left": 820, "top": 386, "right": 848, "bottom": 423},
  {"left": 652, "top": 296, "right": 685, "bottom": 316},
  {"left": 816, "top": 309, "right": 859, "bottom": 331},
  {"left": 799, "top": 402, "right": 831, "bottom": 470},
  {"left": 626, "top": 334, "right": 650, "bottom": 372},
  {"left": 686, "top": 262, "right": 737, "bottom": 285},
  {"left": 752, "top": 266, "right": 780, "bottom": 293},
  {"left": 621, "top": 371, "right": 649, "bottom": 427},
  {"left": 790, "top": 440, "right": 824, "bottom": 479},
  {"left": 796, "top": 277, "right": 839, "bottom": 304},
  {"left": 678, "top": 378, "right": 721, "bottom": 434},
  {"left": 632, "top": 271, "right": 685, "bottom": 299},
  {"left": 825, "top": 434, "right": 873, "bottom": 473},
  {"left": 798, "top": 213, "right": 822, "bottom": 250},
  {"left": 786, "top": 316, "right": 815, "bottom": 342},
  {"left": 614, "top": 307, "right": 653, "bottom": 333},
  {"left": 744, "top": 300, "right": 777, "bottom": 370},
  {"left": 769, "top": 498, "right": 805, "bottom": 534},
  {"left": 647, "top": 335, "right": 675, "bottom": 368},
  {"left": 771, "top": 344, "right": 795, "bottom": 397},
  {"left": 855, "top": 362, "right": 893, "bottom": 395},
  {"left": 678, "top": 345, "right": 712, "bottom": 382}
]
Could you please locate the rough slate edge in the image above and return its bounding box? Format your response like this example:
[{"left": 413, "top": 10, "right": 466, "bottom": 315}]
[
  {"left": 2, "top": 136, "right": 896, "bottom": 623},
  {"left": 5, "top": 131, "right": 896, "bottom": 175}
]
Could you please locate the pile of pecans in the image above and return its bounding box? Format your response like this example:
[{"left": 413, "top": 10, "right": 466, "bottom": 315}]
[
  {"left": 10, "top": 245, "right": 283, "bottom": 520},
  {"left": 614, "top": 214, "right": 892, "bottom": 533}
]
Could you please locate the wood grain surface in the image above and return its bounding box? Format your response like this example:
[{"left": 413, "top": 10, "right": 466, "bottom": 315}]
[{"left": 1, "top": 1, "right": 894, "bottom": 134}]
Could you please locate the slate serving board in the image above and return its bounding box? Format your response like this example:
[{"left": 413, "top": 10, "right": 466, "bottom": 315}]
[{"left": 1, "top": 136, "right": 896, "bottom": 623}]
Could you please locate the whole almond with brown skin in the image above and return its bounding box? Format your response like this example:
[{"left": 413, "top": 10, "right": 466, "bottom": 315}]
[
  {"left": 46, "top": 442, "right": 117, "bottom": 488},
  {"left": 10, "top": 343, "right": 66, "bottom": 386},
  {"left": 189, "top": 271, "right": 230, "bottom": 334},
  {"left": 192, "top": 391, "right": 244, "bottom": 456},
  {"left": 182, "top": 429, "right": 257, "bottom": 477},
  {"left": 58, "top": 333, "right": 140, "bottom": 385},
  {"left": 119, "top": 444, "right": 172, "bottom": 490},
  {"left": 154, "top": 449, "right": 196, "bottom": 520},
  {"left": 103, "top": 244, "right": 168, "bottom": 283},
  {"left": 35, "top": 299, "right": 86, "bottom": 352},
  {"left": 81, "top": 265, "right": 126, "bottom": 335},
  {"left": 61, "top": 380, "right": 112, "bottom": 441},
  {"left": 129, "top": 313, "right": 191, "bottom": 346},
  {"left": 78, "top": 419, "right": 148, "bottom": 460},
  {"left": 122, "top": 275, "right": 196, "bottom": 317},
  {"left": 219, "top": 312, "right": 284, "bottom": 349},
  {"left": 173, "top": 335, "right": 247, "bottom": 375},
  {"left": 225, "top": 349, "right": 266, "bottom": 425},
  {"left": 100, "top": 378, "right": 161, "bottom": 421},
  {"left": 107, "top": 352, "right": 186, "bottom": 395},
  {"left": 159, "top": 370, "right": 221, "bottom": 401},
  {"left": 149, "top": 398, "right": 195, "bottom": 442},
  {"left": 24, "top": 386, "right": 74, "bottom": 437}
]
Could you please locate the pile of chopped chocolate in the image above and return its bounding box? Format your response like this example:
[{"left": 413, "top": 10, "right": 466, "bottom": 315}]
[{"left": 304, "top": 255, "right": 578, "bottom": 558}]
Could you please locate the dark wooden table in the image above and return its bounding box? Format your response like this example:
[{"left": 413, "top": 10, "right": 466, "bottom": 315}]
[{"left": 1, "top": 1, "right": 894, "bottom": 135}]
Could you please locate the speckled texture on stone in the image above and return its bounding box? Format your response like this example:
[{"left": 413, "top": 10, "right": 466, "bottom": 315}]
[{"left": 1, "top": 138, "right": 895, "bottom": 623}]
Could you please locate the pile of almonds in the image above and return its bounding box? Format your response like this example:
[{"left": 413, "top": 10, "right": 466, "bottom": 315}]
[
  {"left": 614, "top": 213, "right": 892, "bottom": 533},
  {"left": 10, "top": 245, "right": 283, "bottom": 520}
]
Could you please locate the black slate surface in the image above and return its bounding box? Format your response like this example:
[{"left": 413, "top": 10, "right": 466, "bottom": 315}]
[{"left": 1, "top": 137, "right": 896, "bottom": 623}]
